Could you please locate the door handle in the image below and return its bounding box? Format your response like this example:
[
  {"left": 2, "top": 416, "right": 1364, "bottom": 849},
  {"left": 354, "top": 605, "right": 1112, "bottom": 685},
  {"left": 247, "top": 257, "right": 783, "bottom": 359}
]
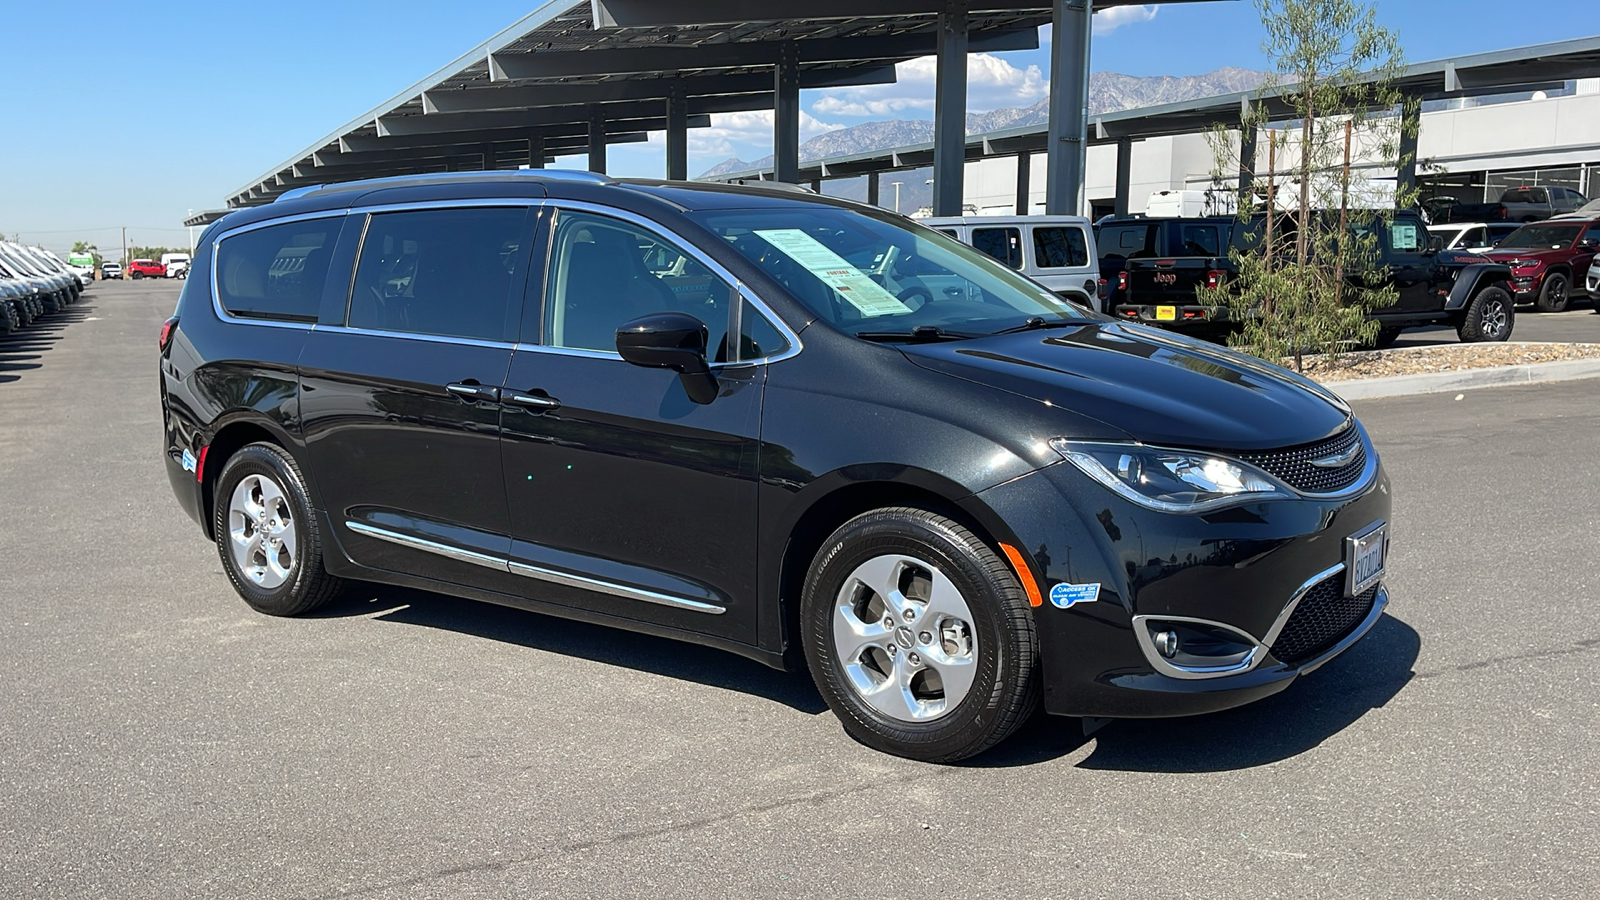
[
  {"left": 505, "top": 391, "right": 561, "bottom": 411},
  {"left": 446, "top": 382, "right": 500, "bottom": 403}
]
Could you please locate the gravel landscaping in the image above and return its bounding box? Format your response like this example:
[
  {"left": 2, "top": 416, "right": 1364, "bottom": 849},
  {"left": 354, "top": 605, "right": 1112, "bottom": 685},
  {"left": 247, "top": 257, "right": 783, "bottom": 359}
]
[{"left": 1292, "top": 341, "right": 1600, "bottom": 382}]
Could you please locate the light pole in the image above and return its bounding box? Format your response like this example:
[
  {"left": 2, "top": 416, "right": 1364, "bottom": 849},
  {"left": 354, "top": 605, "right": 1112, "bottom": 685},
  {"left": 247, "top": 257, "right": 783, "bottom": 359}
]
[
  {"left": 186, "top": 210, "right": 196, "bottom": 255},
  {"left": 891, "top": 181, "right": 903, "bottom": 213}
]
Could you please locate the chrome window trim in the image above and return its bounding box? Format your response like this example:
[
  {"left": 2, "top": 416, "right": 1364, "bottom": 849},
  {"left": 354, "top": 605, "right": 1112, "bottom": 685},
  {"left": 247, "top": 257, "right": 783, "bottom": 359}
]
[
  {"left": 540, "top": 200, "right": 803, "bottom": 366},
  {"left": 318, "top": 324, "right": 516, "bottom": 351},
  {"left": 351, "top": 197, "right": 546, "bottom": 216},
  {"left": 210, "top": 210, "right": 348, "bottom": 331},
  {"left": 343, "top": 520, "right": 725, "bottom": 615}
]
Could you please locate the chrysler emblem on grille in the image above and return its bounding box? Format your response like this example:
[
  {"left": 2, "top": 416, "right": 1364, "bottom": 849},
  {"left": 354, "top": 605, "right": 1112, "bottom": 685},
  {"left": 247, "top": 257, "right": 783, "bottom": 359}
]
[{"left": 1308, "top": 444, "right": 1361, "bottom": 468}]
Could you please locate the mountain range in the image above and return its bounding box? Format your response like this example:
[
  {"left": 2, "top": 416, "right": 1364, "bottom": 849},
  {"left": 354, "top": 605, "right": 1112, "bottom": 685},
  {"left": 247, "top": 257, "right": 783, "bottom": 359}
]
[{"left": 698, "top": 67, "right": 1268, "bottom": 179}]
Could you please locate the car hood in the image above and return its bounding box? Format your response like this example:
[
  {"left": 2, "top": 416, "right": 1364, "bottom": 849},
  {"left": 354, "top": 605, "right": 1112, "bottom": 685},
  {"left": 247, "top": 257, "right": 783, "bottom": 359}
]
[
  {"left": 898, "top": 323, "right": 1351, "bottom": 451},
  {"left": 1480, "top": 248, "right": 1565, "bottom": 263}
]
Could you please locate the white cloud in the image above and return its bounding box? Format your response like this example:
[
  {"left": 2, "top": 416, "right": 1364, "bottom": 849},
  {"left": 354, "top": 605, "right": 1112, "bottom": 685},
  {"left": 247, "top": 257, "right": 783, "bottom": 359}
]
[
  {"left": 808, "top": 53, "right": 1048, "bottom": 120},
  {"left": 1093, "top": 5, "right": 1158, "bottom": 36},
  {"left": 686, "top": 109, "right": 841, "bottom": 160}
]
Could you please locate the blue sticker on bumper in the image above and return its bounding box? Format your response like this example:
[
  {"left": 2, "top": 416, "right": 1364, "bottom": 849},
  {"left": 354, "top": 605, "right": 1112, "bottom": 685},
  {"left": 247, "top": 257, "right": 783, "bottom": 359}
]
[
  {"left": 1049, "top": 582, "right": 1100, "bottom": 608},
  {"left": 180, "top": 449, "right": 197, "bottom": 473}
]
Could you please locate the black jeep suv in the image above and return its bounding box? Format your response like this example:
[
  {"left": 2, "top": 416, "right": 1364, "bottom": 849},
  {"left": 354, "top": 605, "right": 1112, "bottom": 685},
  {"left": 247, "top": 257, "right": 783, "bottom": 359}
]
[{"left": 161, "top": 171, "right": 1391, "bottom": 761}]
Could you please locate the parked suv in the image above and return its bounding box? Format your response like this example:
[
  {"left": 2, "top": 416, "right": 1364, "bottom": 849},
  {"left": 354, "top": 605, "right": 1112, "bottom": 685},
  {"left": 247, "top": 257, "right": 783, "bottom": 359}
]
[
  {"left": 1094, "top": 215, "right": 1236, "bottom": 319},
  {"left": 920, "top": 216, "right": 1100, "bottom": 311},
  {"left": 161, "top": 171, "right": 1391, "bottom": 762},
  {"left": 127, "top": 259, "right": 165, "bottom": 279},
  {"left": 1478, "top": 219, "right": 1599, "bottom": 313}
]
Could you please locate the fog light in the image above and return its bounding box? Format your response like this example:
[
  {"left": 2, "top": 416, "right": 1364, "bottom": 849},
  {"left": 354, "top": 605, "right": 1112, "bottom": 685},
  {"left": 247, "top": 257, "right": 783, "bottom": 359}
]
[{"left": 1154, "top": 630, "right": 1178, "bottom": 658}]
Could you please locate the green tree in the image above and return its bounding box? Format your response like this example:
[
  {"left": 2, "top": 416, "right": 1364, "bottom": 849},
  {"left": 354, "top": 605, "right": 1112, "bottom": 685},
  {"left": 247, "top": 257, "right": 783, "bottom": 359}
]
[
  {"left": 1202, "top": 0, "right": 1418, "bottom": 371},
  {"left": 70, "top": 241, "right": 103, "bottom": 266},
  {"left": 129, "top": 245, "right": 183, "bottom": 262}
]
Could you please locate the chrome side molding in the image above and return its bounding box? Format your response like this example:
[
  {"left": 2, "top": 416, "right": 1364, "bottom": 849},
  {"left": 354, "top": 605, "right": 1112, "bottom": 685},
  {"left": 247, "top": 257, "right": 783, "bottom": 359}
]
[{"left": 344, "top": 520, "right": 725, "bottom": 615}]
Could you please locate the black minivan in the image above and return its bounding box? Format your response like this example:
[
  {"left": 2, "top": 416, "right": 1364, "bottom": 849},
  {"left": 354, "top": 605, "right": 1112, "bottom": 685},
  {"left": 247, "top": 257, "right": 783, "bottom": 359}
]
[{"left": 161, "top": 171, "right": 1391, "bottom": 762}]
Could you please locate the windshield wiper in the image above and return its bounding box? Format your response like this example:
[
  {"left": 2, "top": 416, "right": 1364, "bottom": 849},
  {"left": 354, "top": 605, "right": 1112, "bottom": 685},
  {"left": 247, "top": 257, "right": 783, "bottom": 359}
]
[
  {"left": 990, "top": 316, "right": 1087, "bottom": 335},
  {"left": 855, "top": 325, "right": 980, "bottom": 343}
]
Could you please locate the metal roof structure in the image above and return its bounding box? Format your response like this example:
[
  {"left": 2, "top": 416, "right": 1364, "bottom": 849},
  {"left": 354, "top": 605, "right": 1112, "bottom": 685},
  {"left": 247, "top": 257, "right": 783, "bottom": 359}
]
[
  {"left": 705, "top": 35, "right": 1600, "bottom": 215},
  {"left": 195, "top": 0, "right": 1218, "bottom": 226}
]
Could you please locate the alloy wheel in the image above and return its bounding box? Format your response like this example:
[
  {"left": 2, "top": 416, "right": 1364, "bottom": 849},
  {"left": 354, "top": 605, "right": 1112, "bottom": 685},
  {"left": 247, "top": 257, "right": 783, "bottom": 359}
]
[{"left": 227, "top": 473, "right": 298, "bottom": 589}]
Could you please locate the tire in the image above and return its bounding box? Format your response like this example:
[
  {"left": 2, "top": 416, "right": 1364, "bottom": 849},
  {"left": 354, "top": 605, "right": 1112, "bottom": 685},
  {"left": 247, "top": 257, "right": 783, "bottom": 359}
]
[
  {"left": 1456, "top": 285, "right": 1514, "bottom": 343},
  {"left": 1367, "top": 326, "right": 1402, "bottom": 350},
  {"left": 132, "top": 271, "right": 143, "bottom": 280},
  {"left": 1535, "top": 272, "right": 1570, "bottom": 313},
  {"left": 212, "top": 442, "right": 344, "bottom": 617},
  {"left": 800, "top": 507, "right": 1039, "bottom": 762}
]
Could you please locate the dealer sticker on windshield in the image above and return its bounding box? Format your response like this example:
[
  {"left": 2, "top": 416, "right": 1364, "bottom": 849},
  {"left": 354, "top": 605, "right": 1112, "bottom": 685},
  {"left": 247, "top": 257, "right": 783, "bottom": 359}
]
[
  {"left": 1049, "top": 582, "right": 1100, "bottom": 608},
  {"left": 753, "top": 228, "right": 914, "bottom": 317}
]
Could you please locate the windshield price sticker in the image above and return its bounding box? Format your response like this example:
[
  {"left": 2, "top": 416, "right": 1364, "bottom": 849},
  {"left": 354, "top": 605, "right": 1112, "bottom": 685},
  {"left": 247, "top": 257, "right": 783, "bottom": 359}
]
[{"left": 754, "top": 229, "right": 913, "bottom": 317}]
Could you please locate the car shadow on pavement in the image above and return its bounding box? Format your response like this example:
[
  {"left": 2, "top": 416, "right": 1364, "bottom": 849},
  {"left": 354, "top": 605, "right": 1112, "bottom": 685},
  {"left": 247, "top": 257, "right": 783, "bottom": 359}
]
[
  {"left": 967, "top": 613, "right": 1420, "bottom": 771},
  {"left": 317, "top": 584, "right": 832, "bottom": 714}
]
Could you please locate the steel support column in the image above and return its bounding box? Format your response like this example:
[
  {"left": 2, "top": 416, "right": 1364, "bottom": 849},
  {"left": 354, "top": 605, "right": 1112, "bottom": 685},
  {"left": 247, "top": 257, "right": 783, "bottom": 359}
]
[
  {"left": 1397, "top": 102, "right": 1420, "bottom": 206},
  {"left": 1113, "top": 137, "right": 1133, "bottom": 217},
  {"left": 588, "top": 111, "right": 607, "bottom": 174},
  {"left": 867, "top": 171, "right": 880, "bottom": 207},
  {"left": 1237, "top": 125, "right": 1257, "bottom": 207},
  {"left": 1046, "top": 0, "right": 1092, "bottom": 215},
  {"left": 932, "top": 0, "right": 969, "bottom": 217},
  {"left": 527, "top": 133, "right": 545, "bottom": 168},
  {"left": 774, "top": 43, "right": 801, "bottom": 183},
  {"left": 666, "top": 87, "right": 689, "bottom": 181},
  {"left": 1015, "top": 151, "right": 1032, "bottom": 215},
  {"left": 480, "top": 143, "right": 496, "bottom": 171}
]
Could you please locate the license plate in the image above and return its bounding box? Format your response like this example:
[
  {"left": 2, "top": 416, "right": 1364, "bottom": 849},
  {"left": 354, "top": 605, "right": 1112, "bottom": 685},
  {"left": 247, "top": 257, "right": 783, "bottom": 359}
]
[
  {"left": 1155, "top": 305, "right": 1176, "bottom": 321},
  {"left": 1346, "top": 522, "right": 1387, "bottom": 596}
]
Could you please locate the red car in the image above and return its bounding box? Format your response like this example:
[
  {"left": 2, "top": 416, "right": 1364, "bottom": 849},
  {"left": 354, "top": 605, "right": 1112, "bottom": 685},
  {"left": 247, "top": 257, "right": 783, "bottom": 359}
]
[
  {"left": 127, "top": 259, "right": 165, "bottom": 279},
  {"left": 1480, "top": 219, "right": 1600, "bottom": 312}
]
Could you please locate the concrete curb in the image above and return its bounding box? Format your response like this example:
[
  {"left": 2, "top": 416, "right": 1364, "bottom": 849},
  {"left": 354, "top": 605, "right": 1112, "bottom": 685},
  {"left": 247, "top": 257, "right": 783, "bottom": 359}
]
[{"left": 1327, "top": 357, "right": 1600, "bottom": 401}]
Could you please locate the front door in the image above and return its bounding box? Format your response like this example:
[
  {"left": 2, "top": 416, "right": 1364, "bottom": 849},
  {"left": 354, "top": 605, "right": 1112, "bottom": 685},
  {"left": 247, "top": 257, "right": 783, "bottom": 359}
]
[
  {"left": 498, "top": 207, "right": 770, "bottom": 642},
  {"left": 300, "top": 203, "right": 536, "bottom": 587},
  {"left": 1381, "top": 216, "right": 1437, "bottom": 314}
]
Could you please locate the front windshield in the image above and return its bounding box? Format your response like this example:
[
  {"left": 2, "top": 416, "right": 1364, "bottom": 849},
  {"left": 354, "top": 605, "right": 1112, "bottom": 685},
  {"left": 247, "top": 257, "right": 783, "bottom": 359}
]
[
  {"left": 1497, "top": 223, "right": 1582, "bottom": 250},
  {"left": 689, "top": 206, "right": 1093, "bottom": 338}
]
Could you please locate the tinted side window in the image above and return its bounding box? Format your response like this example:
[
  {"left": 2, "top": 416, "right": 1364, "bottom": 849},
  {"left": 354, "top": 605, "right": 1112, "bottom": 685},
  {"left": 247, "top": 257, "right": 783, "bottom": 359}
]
[
  {"left": 215, "top": 218, "right": 338, "bottom": 321},
  {"left": 348, "top": 207, "right": 527, "bottom": 341},
  {"left": 972, "top": 227, "right": 1023, "bottom": 269},
  {"left": 546, "top": 210, "right": 732, "bottom": 357},
  {"left": 737, "top": 298, "right": 790, "bottom": 361},
  {"left": 1177, "top": 224, "right": 1222, "bottom": 257},
  {"left": 1033, "top": 226, "right": 1089, "bottom": 268},
  {"left": 1097, "top": 224, "right": 1156, "bottom": 260}
]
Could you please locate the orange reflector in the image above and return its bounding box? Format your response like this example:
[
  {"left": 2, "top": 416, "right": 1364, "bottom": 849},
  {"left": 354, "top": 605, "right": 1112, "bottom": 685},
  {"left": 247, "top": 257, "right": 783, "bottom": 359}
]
[{"left": 999, "top": 543, "right": 1043, "bottom": 608}]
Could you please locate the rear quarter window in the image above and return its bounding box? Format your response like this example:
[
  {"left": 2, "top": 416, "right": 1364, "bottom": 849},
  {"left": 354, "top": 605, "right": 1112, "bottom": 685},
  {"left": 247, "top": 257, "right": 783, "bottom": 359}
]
[
  {"left": 1032, "top": 227, "right": 1089, "bottom": 268},
  {"left": 215, "top": 218, "right": 339, "bottom": 321}
]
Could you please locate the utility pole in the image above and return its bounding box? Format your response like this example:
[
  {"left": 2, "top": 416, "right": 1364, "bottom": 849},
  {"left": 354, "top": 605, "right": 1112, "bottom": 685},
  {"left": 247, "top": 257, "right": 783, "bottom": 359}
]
[
  {"left": 121, "top": 226, "right": 128, "bottom": 266},
  {"left": 891, "top": 181, "right": 903, "bottom": 214}
]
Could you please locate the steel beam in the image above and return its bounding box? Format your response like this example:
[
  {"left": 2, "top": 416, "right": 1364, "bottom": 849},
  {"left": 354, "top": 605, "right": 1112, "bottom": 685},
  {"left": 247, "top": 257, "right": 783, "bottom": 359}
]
[
  {"left": 1397, "top": 101, "right": 1420, "bottom": 206},
  {"left": 666, "top": 87, "right": 689, "bottom": 181},
  {"left": 527, "top": 133, "right": 545, "bottom": 169},
  {"left": 343, "top": 114, "right": 709, "bottom": 153},
  {"left": 1237, "top": 124, "right": 1257, "bottom": 207},
  {"left": 932, "top": 0, "right": 969, "bottom": 217},
  {"left": 589, "top": 0, "right": 1171, "bottom": 27},
  {"left": 422, "top": 66, "right": 897, "bottom": 116},
  {"left": 588, "top": 110, "right": 608, "bottom": 174},
  {"left": 1046, "top": 0, "right": 1092, "bottom": 215},
  {"left": 867, "top": 172, "right": 880, "bottom": 207},
  {"left": 1015, "top": 151, "right": 1031, "bottom": 214},
  {"left": 774, "top": 43, "right": 801, "bottom": 184},
  {"left": 1113, "top": 137, "right": 1132, "bottom": 216},
  {"left": 380, "top": 98, "right": 752, "bottom": 137},
  {"left": 489, "top": 28, "right": 1037, "bottom": 80}
]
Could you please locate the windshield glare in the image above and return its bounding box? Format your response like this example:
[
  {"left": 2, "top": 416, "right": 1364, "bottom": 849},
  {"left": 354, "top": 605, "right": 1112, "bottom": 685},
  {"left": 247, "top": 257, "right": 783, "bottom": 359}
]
[
  {"left": 690, "top": 206, "right": 1092, "bottom": 338},
  {"left": 1498, "top": 223, "right": 1582, "bottom": 249}
]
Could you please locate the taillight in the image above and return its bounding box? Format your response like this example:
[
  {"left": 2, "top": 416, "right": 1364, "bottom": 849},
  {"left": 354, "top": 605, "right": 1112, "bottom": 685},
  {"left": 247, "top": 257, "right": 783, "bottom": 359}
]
[
  {"left": 1117, "top": 271, "right": 1128, "bottom": 291},
  {"left": 1206, "top": 270, "right": 1224, "bottom": 290},
  {"left": 159, "top": 316, "right": 178, "bottom": 352}
]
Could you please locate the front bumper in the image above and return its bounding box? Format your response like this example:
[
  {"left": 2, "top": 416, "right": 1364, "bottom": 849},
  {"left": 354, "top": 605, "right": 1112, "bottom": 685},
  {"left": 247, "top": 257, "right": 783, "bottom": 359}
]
[{"left": 976, "top": 429, "right": 1392, "bottom": 718}]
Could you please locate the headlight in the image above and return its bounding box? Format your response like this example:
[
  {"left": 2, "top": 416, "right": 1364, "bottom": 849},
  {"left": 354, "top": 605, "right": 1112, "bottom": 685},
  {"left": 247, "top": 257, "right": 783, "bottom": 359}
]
[
  {"left": 1051, "top": 440, "right": 1289, "bottom": 513},
  {"left": 1505, "top": 258, "right": 1540, "bottom": 269}
]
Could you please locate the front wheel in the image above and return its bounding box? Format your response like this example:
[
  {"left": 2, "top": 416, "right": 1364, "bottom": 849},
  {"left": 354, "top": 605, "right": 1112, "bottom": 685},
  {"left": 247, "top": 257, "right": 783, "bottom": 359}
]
[
  {"left": 1535, "top": 273, "right": 1570, "bottom": 313},
  {"left": 213, "top": 443, "right": 344, "bottom": 617},
  {"left": 1457, "top": 286, "right": 1514, "bottom": 342},
  {"left": 800, "top": 508, "right": 1039, "bottom": 762}
]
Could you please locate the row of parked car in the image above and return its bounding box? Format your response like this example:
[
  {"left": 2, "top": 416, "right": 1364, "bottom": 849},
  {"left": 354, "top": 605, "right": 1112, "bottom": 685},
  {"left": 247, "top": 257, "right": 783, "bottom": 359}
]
[
  {"left": 98, "top": 253, "right": 191, "bottom": 281},
  {"left": 0, "top": 242, "right": 90, "bottom": 336}
]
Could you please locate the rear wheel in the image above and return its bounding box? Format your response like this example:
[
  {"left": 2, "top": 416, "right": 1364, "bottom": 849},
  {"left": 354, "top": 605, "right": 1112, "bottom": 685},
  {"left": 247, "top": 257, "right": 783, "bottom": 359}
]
[
  {"left": 213, "top": 443, "right": 344, "bottom": 617},
  {"left": 1457, "top": 286, "right": 1514, "bottom": 342},
  {"left": 800, "top": 507, "right": 1039, "bottom": 762},
  {"left": 1535, "top": 273, "right": 1570, "bottom": 313}
]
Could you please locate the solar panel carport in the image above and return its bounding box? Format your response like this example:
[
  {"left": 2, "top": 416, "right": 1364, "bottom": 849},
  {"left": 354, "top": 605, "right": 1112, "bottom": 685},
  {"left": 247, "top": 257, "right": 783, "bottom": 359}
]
[{"left": 195, "top": 0, "right": 1219, "bottom": 227}]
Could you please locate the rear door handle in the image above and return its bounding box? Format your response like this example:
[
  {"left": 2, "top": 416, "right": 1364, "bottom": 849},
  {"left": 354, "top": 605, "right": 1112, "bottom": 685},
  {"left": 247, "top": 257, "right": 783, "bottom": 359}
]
[
  {"left": 505, "top": 391, "right": 561, "bottom": 412},
  {"left": 446, "top": 382, "right": 500, "bottom": 403}
]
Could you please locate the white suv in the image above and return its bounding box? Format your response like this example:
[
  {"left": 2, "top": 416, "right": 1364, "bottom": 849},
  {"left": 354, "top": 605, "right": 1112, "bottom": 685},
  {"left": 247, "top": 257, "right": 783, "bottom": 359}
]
[{"left": 919, "top": 215, "right": 1102, "bottom": 311}]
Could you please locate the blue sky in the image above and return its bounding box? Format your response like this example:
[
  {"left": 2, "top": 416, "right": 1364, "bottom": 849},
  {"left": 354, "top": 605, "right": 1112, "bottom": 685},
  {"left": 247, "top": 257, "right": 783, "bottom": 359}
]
[{"left": 3, "top": 1, "right": 1593, "bottom": 254}]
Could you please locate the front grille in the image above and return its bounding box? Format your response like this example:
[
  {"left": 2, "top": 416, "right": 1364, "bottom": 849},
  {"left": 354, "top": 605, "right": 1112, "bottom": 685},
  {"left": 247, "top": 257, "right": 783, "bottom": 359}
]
[
  {"left": 1271, "top": 575, "right": 1379, "bottom": 665},
  {"left": 1235, "top": 425, "right": 1366, "bottom": 494}
]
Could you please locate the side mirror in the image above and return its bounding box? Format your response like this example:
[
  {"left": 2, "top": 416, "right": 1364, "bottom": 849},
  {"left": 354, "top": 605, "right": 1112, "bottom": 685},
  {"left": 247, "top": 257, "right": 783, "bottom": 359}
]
[{"left": 616, "top": 312, "right": 719, "bottom": 405}]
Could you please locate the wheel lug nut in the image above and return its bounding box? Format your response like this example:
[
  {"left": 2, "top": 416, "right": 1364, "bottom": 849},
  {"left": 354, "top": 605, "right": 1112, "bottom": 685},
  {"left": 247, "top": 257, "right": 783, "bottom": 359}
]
[
  {"left": 887, "top": 644, "right": 897, "bottom": 654},
  {"left": 919, "top": 631, "right": 932, "bottom": 644},
  {"left": 902, "top": 610, "right": 915, "bottom": 621},
  {"left": 908, "top": 652, "right": 922, "bottom": 666},
  {"left": 883, "top": 616, "right": 894, "bottom": 627}
]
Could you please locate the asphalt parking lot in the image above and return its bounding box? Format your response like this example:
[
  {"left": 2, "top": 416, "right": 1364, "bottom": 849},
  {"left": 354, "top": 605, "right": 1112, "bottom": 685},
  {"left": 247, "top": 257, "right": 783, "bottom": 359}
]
[
  {"left": 1392, "top": 297, "right": 1600, "bottom": 347},
  {"left": 3, "top": 279, "right": 1597, "bottom": 899}
]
